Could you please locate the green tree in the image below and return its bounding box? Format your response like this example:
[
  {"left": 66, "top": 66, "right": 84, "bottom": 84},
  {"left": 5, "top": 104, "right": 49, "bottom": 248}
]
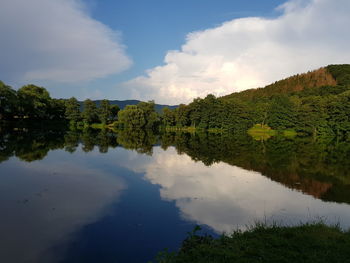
[
  {"left": 82, "top": 99, "right": 98, "bottom": 124},
  {"left": 99, "top": 99, "right": 111, "bottom": 124},
  {"left": 0, "top": 81, "right": 18, "bottom": 120},
  {"left": 65, "top": 97, "right": 81, "bottom": 123},
  {"left": 162, "top": 107, "right": 176, "bottom": 127},
  {"left": 110, "top": 105, "right": 120, "bottom": 121},
  {"left": 118, "top": 105, "right": 146, "bottom": 129},
  {"left": 175, "top": 104, "right": 190, "bottom": 127},
  {"left": 49, "top": 99, "right": 66, "bottom": 120},
  {"left": 137, "top": 101, "right": 159, "bottom": 129},
  {"left": 17, "top": 84, "right": 52, "bottom": 119},
  {"left": 267, "top": 95, "right": 297, "bottom": 130}
]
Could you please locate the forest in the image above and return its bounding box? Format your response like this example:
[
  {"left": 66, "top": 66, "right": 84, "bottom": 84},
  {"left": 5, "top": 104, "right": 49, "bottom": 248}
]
[
  {"left": 161, "top": 64, "right": 350, "bottom": 138},
  {"left": 1, "top": 64, "right": 350, "bottom": 138}
]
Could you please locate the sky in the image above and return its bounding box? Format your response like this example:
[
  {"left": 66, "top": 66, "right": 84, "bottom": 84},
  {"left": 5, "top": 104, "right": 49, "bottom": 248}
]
[{"left": 0, "top": 0, "right": 349, "bottom": 105}]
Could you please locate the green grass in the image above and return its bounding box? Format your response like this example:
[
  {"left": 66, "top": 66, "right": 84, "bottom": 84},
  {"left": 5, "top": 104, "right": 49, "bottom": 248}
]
[
  {"left": 283, "top": 129, "right": 297, "bottom": 138},
  {"left": 165, "top": 126, "right": 197, "bottom": 133},
  {"left": 208, "top": 128, "right": 224, "bottom": 133},
  {"left": 90, "top": 123, "right": 106, "bottom": 129},
  {"left": 248, "top": 124, "right": 277, "bottom": 140},
  {"left": 154, "top": 223, "right": 350, "bottom": 263}
]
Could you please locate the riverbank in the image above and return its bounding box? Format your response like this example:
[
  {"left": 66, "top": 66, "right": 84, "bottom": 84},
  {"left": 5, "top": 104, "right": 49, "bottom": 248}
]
[{"left": 155, "top": 223, "right": 350, "bottom": 263}]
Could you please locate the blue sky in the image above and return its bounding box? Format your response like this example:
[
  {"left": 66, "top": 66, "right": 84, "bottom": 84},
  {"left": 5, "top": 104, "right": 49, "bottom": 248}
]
[
  {"left": 89, "top": 0, "right": 282, "bottom": 79},
  {"left": 1, "top": 0, "right": 349, "bottom": 104},
  {"left": 70, "top": 0, "right": 283, "bottom": 101}
]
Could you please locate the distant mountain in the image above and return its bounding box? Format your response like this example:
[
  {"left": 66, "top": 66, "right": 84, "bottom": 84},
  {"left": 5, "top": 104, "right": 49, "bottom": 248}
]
[
  {"left": 79, "top": 99, "right": 177, "bottom": 112},
  {"left": 222, "top": 64, "right": 350, "bottom": 101}
]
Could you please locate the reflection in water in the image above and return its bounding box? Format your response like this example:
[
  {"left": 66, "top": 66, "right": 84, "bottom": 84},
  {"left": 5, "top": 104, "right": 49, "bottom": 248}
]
[
  {"left": 141, "top": 147, "right": 350, "bottom": 233},
  {"left": 1, "top": 126, "right": 350, "bottom": 261},
  {"left": 160, "top": 132, "right": 350, "bottom": 204},
  {"left": 0, "top": 149, "right": 126, "bottom": 263}
]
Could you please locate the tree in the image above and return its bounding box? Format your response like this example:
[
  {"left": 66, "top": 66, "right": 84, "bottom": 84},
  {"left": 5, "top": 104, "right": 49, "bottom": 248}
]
[
  {"left": 65, "top": 97, "right": 81, "bottom": 123},
  {"left": 17, "top": 84, "right": 52, "bottom": 119},
  {"left": 118, "top": 105, "right": 146, "bottom": 129},
  {"left": 162, "top": 107, "right": 176, "bottom": 127},
  {"left": 99, "top": 99, "right": 111, "bottom": 124},
  {"left": 49, "top": 99, "right": 66, "bottom": 120},
  {"left": 0, "top": 81, "right": 17, "bottom": 120},
  {"left": 110, "top": 105, "right": 120, "bottom": 121},
  {"left": 137, "top": 101, "right": 159, "bottom": 129},
  {"left": 82, "top": 99, "right": 98, "bottom": 124},
  {"left": 267, "top": 95, "right": 297, "bottom": 130},
  {"left": 175, "top": 104, "right": 190, "bottom": 127}
]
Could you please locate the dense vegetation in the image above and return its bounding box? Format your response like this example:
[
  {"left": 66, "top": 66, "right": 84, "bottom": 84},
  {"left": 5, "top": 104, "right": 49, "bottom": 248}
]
[
  {"left": 160, "top": 64, "right": 350, "bottom": 138},
  {"left": 1, "top": 64, "right": 350, "bottom": 138},
  {"left": 0, "top": 82, "right": 66, "bottom": 120},
  {"left": 155, "top": 223, "right": 350, "bottom": 263},
  {"left": 0, "top": 81, "right": 159, "bottom": 129}
]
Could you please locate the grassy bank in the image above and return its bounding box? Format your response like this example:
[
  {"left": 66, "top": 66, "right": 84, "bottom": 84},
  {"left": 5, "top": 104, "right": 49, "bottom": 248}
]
[
  {"left": 164, "top": 126, "right": 197, "bottom": 133},
  {"left": 154, "top": 223, "right": 350, "bottom": 263},
  {"left": 248, "top": 124, "right": 298, "bottom": 140},
  {"left": 248, "top": 124, "right": 277, "bottom": 140}
]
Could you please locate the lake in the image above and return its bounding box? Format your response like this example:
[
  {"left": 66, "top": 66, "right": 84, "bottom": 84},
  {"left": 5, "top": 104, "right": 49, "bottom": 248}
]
[{"left": 1, "top": 127, "right": 350, "bottom": 262}]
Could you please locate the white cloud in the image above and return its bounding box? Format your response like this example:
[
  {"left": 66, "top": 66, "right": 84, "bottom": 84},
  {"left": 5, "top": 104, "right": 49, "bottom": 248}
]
[
  {"left": 124, "top": 0, "right": 350, "bottom": 104},
  {"left": 0, "top": 0, "right": 132, "bottom": 84}
]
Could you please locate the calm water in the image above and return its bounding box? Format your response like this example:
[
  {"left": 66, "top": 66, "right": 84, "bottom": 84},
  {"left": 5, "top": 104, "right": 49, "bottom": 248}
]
[{"left": 1, "top": 127, "right": 350, "bottom": 262}]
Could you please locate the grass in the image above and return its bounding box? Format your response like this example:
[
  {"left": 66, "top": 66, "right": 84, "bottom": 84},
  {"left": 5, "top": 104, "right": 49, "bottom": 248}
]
[
  {"left": 208, "top": 128, "right": 225, "bottom": 133},
  {"left": 248, "top": 124, "right": 298, "bottom": 140},
  {"left": 90, "top": 123, "right": 106, "bottom": 129},
  {"left": 283, "top": 129, "right": 297, "bottom": 138},
  {"left": 165, "top": 126, "right": 197, "bottom": 133},
  {"left": 154, "top": 223, "right": 350, "bottom": 263},
  {"left": 248, "top": 124, "right": 277, "bottom": 140}
]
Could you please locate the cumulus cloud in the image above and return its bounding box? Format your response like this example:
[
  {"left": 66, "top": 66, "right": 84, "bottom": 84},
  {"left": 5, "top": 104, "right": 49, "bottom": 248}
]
[
  {"left": 0, "top": 0, "right": 132, "bottom": 84},
  {"left": 124, "top": 0, "right": 350, "bottom": 104}
]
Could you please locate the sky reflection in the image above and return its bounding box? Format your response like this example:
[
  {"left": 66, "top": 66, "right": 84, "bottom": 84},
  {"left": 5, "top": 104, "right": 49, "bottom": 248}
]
[
  {"left": 0, "top": 149, "right": 126, "bottom": 263},
  {"left": 120, "top": 146, "right": 350, "bottom": 233},
  {"left": 1, "top": 142, "right": 350, "bottom": 262}
]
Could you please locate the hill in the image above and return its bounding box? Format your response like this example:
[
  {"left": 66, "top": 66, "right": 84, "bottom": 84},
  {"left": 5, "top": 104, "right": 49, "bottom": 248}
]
[
  {"left": 161, "top": 64, "right": 350, "bottom": 138},
  {"left": 222, "top": 64, "right": 350, "bottom": 101},
  {"left": 79, "top": 99, "right": 177, "bottom": 113}
]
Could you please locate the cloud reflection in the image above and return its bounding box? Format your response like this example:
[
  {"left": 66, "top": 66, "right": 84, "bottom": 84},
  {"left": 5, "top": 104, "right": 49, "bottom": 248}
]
[{"left": 123, "top": 147, "right": 350, "bottom": 233}]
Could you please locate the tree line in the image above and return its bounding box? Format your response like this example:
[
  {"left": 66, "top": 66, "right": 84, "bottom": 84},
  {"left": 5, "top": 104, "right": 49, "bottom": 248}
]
[
  {"left": 2, "top": 64, "right": 350, "bottom": 138},
  {"left": 0, "top": 81, "right": 162, "bottom": 129},
  {"left": 159, "top": 65, "right": 350, "bottom": 138}
]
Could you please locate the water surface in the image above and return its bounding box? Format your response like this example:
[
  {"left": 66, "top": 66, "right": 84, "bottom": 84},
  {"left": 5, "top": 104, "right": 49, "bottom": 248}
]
[{"left": 1, "top": 127, "right": 350, "bottom": 262}]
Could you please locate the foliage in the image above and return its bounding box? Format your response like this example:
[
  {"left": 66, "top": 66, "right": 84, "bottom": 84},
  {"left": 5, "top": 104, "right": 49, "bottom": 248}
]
[
  {"left": 161, "top": 64, "right": 350, "bottom": 138},
  {"left": 82, "top": 99, "right": 99, "bottom": 124},
  {"left": 0, "top": 81, "right": 17, "bottom": 119},
  {"left": 326, "top": 64, "right": 350, "bottom": 86},
  {"left": 154, "top": 223, "right": 350, "bottom": 263},
  {"left": 98, "top": 99, "right": 111, "bottom": 124},
  {"left": 117, "top": 101, "right": 159, "bottom": 130},
  {"left": 2, "top": 64, "right": 350, "bottom": 138},
  {"left": 248, "top": 124, "right": 277, "bottom": 140},
  {"left": 65, "top": 97, "right": 81, "bottom": 123},
  {"left": 0, "top": 82, "right": 66, "bottom": 120}
]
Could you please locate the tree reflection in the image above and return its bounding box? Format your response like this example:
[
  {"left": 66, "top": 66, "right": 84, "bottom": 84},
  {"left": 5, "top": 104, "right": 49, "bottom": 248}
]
[
  {"left": 1, "top": 125, "right": 350, "bottom": 204},
  {"left": 161, "top": 132, "right": 350, "bottom": 204},
  {"left": 116, "top": 129, "right": 157, "bottom": 155}
]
